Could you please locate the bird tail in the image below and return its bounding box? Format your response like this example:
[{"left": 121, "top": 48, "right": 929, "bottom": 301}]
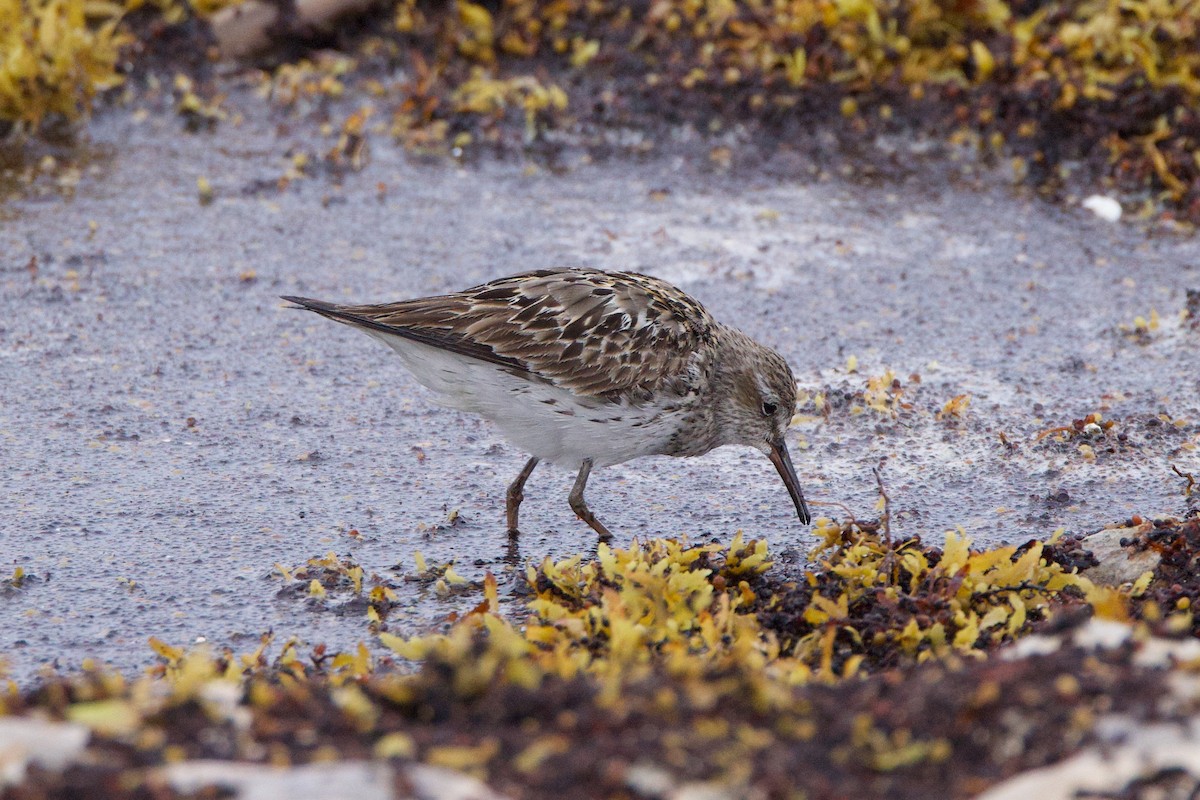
[
  {"left": 281, "top": 295, "right": 529, "bottom": 374},
  {"left": 282, "top": 295, "right": 344, "bottom": 318},
  {"left": 280, "top": 296, "right": 399, "bottom": 337}
]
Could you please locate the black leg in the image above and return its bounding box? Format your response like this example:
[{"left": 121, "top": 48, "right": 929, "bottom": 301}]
[
  {"left": 506, "top": 456, "right": 539, "bottom": 535},
  {"left": 568, "top": 458, "right": 613, "bottom": 541}
]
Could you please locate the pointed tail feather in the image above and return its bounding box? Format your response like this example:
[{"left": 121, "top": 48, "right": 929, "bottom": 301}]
[
  {"left": 280, "top": 295, "right": 529, "bottom": 374},
  {"left": 281, "top": 295, "right": 346, "bottom": 318},
  {"left": 281, "top": 295, "right": 406, "bottom": 337}
]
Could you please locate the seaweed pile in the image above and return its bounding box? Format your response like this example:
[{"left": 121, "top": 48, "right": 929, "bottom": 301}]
[
  {"left": 4, "top": 517, "right": 1199, "bottom": 798},
  {"left": 6, "top": 1, "right": 1200, "bottom": 221}
]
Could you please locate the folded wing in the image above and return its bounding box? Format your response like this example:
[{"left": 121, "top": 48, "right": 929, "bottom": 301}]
[{"left": 283, "top": 268, "right": 717, "bottom": 402}]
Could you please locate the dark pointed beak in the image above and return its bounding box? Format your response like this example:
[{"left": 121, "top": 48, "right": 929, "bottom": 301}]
[{"left": 767, "top": 438, "right": 811, "bottom": 525}]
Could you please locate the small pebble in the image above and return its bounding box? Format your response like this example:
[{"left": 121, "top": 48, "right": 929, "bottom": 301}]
[{"left": 1082, "top": 195, "right": 1121, "bottom": 222}]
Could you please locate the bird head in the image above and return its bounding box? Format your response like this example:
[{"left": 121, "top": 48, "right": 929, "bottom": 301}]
[{"left": 717, "top": 334, "right": 811, "bottom": 525}]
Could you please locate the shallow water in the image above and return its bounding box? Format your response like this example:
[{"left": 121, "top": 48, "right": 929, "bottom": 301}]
[{"left": 1, "top": 92, "right": 1197, "bottom": 682}]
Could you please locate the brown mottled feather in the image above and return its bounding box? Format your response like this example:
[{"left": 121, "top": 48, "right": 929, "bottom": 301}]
[
  {"left": 283, "top": 268, "right": 813, "bottom": 527},
  {"left": 287, "top": 269, "right": 717, "bottom": 402}
]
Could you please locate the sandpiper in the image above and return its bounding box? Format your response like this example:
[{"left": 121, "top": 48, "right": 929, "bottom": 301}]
[{"left": 283, "top": 268, "right": 810, "bottom": 540}]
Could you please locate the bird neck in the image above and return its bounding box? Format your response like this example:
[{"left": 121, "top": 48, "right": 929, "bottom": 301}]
[{"left": 706, "top": 327, "right": 761, "bottom": 448}]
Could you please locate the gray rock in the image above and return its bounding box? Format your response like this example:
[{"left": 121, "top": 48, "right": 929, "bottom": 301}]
[{"left": 1080, "top": 527, "right": 1161, "bottom": 586}]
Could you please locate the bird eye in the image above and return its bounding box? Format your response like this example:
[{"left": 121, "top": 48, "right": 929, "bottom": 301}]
[{"left": 761, "top": 401, "right": 778, "bottom": 417}]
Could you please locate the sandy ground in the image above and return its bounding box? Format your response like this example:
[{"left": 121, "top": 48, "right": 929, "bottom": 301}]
[{"left": 1, "top": 92, "right": 1197, "bottom": 682}]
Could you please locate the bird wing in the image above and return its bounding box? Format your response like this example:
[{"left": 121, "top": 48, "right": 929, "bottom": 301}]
[{"left": 283, "top": 269, "right": 717, "bottom": 401}]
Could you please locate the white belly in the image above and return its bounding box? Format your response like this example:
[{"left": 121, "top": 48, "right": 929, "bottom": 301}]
[{"left": 365, "top": 331, "right": 681, "bottom": 468}]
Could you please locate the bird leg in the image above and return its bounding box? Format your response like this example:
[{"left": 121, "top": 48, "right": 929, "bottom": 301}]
[
  {"left": 568, "top": 458, "right": 613, "bottom": 541},
  {"left": 505, "top": 456, "right": 540, "bottom": 535}
]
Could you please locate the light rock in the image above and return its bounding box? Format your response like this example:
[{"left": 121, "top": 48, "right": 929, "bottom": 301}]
[
  {"left": 162, "top": 760, "right": 395, "bottom": 800},
  {"left": 1080, "top": 527, "right": 1160, "bottom": 586},
  {"left": 296, "top": 0, "right": 377, "bottom": 25},
  {"left": 212, "top": 0, "right": 378, "bottom": 59},
  {"left": 405, "top": 764, "right": 512, "bottom": 800},
  {"left": 999, "top": 634, "right": 1061, "bottom": 661},
  {"left": 671, "top": 782, "right": 761, "bottom": 800},
  {"left": 0, "top": 717, "right": 90, "bottom": 786},
  {"left": 1071, "top": 617, "right": 1134, "bottom": 651},
  {"left": 977, "top": 717, "right": 1200, "bottom": 800},
  {"left": 1005, "top": 618, "right": 1134, "bottom": 660},
  {"left": 625, "top": 762, "right": 677, "bottom": 797},
  {"left": 1133, "top": 636, "right": 1200, "bottom": 668},
  {"left": 209, "top": 2, "right": 278, "bottom": 60},
  {"left": 199, "top": 680, "right": 252, "bottom": 730}
]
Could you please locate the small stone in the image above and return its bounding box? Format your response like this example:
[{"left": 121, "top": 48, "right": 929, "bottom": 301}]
[
  {"left": 625, "top": 762, "right": 677, "bottom": 797},
  {"left": 1081, "top": 194, "right": 1122, "bottom": 222},
  {"left": 670, "top": 782, "right": 738, "bottom": 800}
]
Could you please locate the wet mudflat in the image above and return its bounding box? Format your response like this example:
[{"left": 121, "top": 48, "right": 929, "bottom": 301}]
[{"left": 1, "top": 88, "right": 1198, "bottom": 684}]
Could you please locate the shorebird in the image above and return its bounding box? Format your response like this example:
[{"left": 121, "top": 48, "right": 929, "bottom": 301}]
[{"left": 283, "top": 268, "right": 810, "bottom": 540}]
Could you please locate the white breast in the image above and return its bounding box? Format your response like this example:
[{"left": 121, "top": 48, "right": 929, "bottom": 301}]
[{"left": 364, "top": 330, "right": 683, "bottom": 468}]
